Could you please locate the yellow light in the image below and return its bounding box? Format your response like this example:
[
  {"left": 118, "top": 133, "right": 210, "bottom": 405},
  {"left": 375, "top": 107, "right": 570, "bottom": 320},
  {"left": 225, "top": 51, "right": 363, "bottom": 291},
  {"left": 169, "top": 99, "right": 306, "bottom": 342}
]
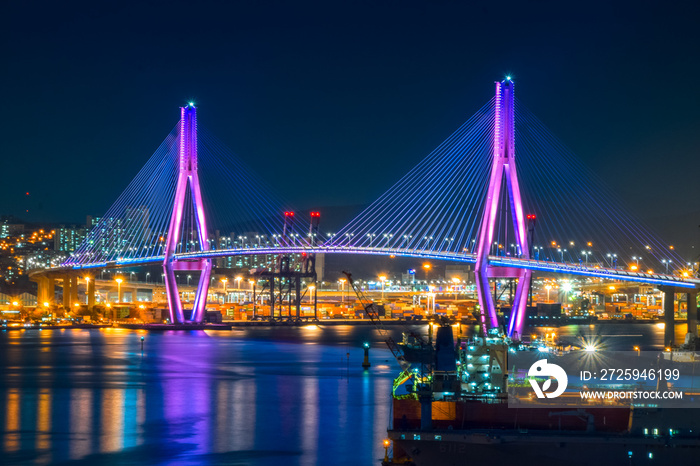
[
  {"left": 379, "top": 275, "right": 387, "bottom": 282},
  {"left": 630, "top": 265, "right": 638, "bottom": 271},
  {"left": 423, "top": 263, "right": 431, "bottom": 270},
  {"left": 383, "top": 439, "right": 391, "bottom": 447},
  {"left": 139, "top": 304, "right": 145, "bottom": 309},
  {"left": 545, "top": 285, "right": 552, "bottom": 290},
  {"left": 43, "top": 302, "right": 49, "bottom": 307},
  {"left": 665, "top": 347, "right": 672, "bottom": 352},
  {"left": 73, "top": 302, "right": 79, "bottom": 307},
  {"left": 451, "top": 277, "right": 460, "bottom": 284},
  {"left": 106, "top": 303, "right": 111, "bottom": 308},
  {"left": 11, "top": 301, "right": 18, "bottom": 306},
  {"left": 115, "top": 278, "right": 123, "bottom": 284},
  {"left": 609, "top": 286, "right": 615, "bottom": 291}
]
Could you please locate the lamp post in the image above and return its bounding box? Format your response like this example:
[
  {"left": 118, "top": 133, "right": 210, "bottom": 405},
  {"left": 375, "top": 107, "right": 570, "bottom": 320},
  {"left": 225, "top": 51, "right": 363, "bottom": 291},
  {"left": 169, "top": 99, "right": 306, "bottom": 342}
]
[
  {"left": 545, "top": 284, "right": 552, "bottom": 303},
  {"left": 338, "top": 278, "right": 346, "bottom": 303},
  {"left": 308, "top": 284, "right": 315, "bottom": 304},
  {"left": 662, "top": 260, "right": 672, "bottom": 274},
  {"left": 379, "top": 275, "right": 387, "bottom": 300},
  {"left": 451, "top": 277, "right": 461, "bottom": 300},
  {"left": 423, "top": 263, "right": 431, "bottom": 287},
  {"left": 146, "top": 272, "right": 150, "bottom": 283},
  {"left": 221, "top": 278, "right": 228, "bottom": 304},
  {"left": 115, "top": 277, "right": 123, "bottom": 303},
  {"left": 84, "top": 277, "right": 90, "bottom": 304},
  {"left": 187, "top": 274, "right": 192, "bottom": 286}
]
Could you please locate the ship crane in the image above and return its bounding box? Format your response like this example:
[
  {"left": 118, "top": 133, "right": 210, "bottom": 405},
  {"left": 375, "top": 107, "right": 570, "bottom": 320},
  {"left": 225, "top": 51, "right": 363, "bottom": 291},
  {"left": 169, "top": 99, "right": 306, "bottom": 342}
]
[
  {"left": 342, "top": 271, "right": 406, "bottom": 364},
  {"left": 342, "top": 271, "right": 417, "bottom": 393}
]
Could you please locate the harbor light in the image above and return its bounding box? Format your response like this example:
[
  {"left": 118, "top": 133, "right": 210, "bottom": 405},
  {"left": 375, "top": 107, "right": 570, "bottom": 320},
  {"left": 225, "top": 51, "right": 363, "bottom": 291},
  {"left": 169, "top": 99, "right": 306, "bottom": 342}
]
[{"left": 362, "top": 341, "right": 371, "bottom": 369}]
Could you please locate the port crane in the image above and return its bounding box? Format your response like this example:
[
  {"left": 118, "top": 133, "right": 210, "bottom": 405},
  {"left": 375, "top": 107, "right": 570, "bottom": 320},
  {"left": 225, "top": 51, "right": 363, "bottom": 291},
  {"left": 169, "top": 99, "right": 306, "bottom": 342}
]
[{"left": 342, "top": 271, "right": 430, "bottom": 394}]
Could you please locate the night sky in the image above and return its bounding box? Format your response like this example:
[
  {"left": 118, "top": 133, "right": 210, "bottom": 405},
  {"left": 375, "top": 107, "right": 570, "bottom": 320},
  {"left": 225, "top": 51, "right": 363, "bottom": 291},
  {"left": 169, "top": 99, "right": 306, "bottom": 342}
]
[{"left": 3, "top": 1, "right": 699, "bottom": 250}]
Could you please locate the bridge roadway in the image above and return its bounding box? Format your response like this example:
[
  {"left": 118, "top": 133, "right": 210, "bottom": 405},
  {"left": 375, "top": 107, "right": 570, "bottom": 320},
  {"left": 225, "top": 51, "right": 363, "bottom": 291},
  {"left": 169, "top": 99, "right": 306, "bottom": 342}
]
[{"left": 59, "top": 246, "right": 699, "bottom": 289}]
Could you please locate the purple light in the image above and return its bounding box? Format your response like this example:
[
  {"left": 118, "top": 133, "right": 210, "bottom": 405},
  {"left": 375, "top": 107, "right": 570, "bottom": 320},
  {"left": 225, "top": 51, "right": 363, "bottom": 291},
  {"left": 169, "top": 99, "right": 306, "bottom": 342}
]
[
  {"left": 474, "top": 80, "right": 531, "bottom": 338},
  {"left": 162, "top": 106, "right": 212, "bottom": 323}
]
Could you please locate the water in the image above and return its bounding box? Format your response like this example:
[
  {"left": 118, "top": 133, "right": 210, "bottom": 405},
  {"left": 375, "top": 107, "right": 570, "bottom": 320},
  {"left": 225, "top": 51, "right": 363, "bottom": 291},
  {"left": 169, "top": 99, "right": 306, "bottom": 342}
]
[{"left": 0, "top": 323, "right": 681, "bottom": 465}]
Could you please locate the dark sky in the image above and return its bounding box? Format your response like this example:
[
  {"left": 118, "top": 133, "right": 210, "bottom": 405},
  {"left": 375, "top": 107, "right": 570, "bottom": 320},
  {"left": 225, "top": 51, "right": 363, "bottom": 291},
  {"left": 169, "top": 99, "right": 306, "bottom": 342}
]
[{"left": 3, "top": 1, "right": 699, "bottom": 247}]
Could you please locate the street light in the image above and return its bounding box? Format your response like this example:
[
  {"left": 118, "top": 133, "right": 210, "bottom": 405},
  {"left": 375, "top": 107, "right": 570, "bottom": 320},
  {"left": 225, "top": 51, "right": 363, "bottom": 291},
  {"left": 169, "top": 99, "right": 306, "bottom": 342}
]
[
  {"left": 235, "top": 275, "right": 242, "bottom": 291},
  {"left": 221, "top": 278, "right": 228, "bottom": 303},
  {"left": 423, "top": 263, "right": 431, "bottom": 284},
  {"left": 451, "top": 277, "right": 461, "bottom": 300},
  {"left": 338, "top": 278, "right": 346, "bottom": 303},
  {"left": 187, "top": 275, "right": 192, "bottom": 286},
  {"left": 146, "top": 272, "right": 150, "bottom": 283},
  {"left": 84, "top": 277, "right": 90, "bottom": 304},
  {"left": 662, "top": 259, "right": 672, "bottom": 274},
  {"left": 308, "top": 284, "right": 316, "bottom": 303},
  {"left": 545, "top": 284, "right": 552, "bottom": 302},
  {"left": 379, "top": 275, "right": 387, "bottom": 300},
  {"left": 115, "top": 277, "right": 123, "bottom": 303}
]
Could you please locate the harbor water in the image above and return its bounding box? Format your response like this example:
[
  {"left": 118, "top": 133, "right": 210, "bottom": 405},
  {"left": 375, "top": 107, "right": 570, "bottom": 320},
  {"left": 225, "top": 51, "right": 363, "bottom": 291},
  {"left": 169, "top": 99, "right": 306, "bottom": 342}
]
[{"left": 0, "top": 323, "right": 686, "bottom": 465}]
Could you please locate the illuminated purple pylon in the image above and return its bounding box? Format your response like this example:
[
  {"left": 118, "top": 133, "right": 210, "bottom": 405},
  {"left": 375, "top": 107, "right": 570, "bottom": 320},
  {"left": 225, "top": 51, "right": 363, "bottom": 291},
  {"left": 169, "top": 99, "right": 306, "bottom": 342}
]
[
  {"left": 163, "top": 105, "right": 212, "bottom": 323},
  {"left": 474, "top": 79, "right": 531, "bottom": 339}
]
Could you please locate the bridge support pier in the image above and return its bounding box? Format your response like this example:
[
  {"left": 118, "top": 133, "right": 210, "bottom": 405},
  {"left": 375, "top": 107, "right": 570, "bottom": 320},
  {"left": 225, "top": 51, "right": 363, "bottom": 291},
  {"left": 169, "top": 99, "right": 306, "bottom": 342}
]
[
  {"left": 70, "top": 276, "right": 78, "bottom": 307},
  {"left": 660, "top": 286, "right": 676, "bottom": 347},
  {"left": 688, "top": 291, "right": 698, "bottom": 337},
  {"left": 62, "top": 276, "right": 72, "bottom": 309},
  {"left": 35, "top": 276, "right": 55, "bottom": 306},
  {"left": 87, "top": 278, "right": 95, "bottom": 310}
]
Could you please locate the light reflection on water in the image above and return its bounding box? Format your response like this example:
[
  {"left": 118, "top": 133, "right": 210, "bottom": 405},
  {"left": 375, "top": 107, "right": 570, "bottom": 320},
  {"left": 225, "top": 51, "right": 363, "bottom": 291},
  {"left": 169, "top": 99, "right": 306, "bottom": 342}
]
[
  {"left": 0, "top": 326, "right": 396, "bottom": 465},
  {"left": 0, "top": 322, "right": 673, "bottom": 465}
]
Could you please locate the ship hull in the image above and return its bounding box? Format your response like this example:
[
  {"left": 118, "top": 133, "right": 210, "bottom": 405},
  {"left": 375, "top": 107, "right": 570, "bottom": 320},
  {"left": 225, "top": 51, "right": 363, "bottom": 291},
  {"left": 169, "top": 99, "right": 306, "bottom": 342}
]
[{"left": 389, "top": 429, "right": 700, "bottom": 466}]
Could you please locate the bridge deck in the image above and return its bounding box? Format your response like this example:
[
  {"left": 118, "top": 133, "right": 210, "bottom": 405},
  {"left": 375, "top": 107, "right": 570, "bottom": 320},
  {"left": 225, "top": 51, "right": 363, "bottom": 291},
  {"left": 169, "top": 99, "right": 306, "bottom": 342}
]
[{"left": 57, "top": 246, "right": 698, "bottom": 288}]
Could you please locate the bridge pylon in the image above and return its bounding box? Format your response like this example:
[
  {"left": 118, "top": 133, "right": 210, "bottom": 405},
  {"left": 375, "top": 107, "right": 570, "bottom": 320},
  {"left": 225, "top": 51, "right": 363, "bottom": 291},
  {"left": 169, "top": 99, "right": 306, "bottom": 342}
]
[
  {"left": 475, "top": 79, "right": 531, "bottom": 339},
  {"left": 163, "top": 105, "right": 212, "bottom": 323}
]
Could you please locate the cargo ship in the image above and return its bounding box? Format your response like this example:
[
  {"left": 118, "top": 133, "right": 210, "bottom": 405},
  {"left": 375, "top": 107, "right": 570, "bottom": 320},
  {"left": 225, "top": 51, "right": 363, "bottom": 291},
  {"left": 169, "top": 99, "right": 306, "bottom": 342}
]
[{"left": 384, "top": 324, "right": 700, "bottom": 465}]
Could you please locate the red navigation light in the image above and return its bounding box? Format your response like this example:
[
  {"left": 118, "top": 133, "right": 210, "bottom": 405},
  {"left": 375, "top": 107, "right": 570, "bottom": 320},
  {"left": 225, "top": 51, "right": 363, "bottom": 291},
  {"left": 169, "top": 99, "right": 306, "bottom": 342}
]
[
  {"left": 310, "top": 211, "right": 320, "bottom": 217},
  {"left": 526, "top": 214, "right": 536, "bottom": 220},
  {"left": 284, "top": 211, "right": 295, "bottom": 217}
]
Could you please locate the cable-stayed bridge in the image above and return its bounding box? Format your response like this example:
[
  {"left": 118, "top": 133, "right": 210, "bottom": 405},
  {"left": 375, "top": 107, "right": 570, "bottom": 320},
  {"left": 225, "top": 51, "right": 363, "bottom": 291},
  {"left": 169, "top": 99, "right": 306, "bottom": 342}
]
[{"left": 38, "top": 79, "right": 699, "bottom": 338}]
